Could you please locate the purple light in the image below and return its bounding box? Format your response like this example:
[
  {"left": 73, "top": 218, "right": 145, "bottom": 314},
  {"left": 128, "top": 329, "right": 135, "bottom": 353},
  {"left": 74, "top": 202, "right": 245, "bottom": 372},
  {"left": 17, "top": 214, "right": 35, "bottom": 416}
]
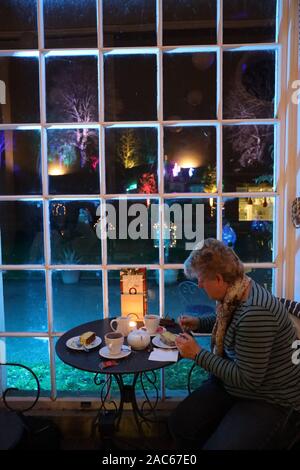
[
  {"left": 172, "top": 163, "right": 181, "bottom": 177},
  {"left": 188, "top": 168, "right": 194, "bottom": 178}
]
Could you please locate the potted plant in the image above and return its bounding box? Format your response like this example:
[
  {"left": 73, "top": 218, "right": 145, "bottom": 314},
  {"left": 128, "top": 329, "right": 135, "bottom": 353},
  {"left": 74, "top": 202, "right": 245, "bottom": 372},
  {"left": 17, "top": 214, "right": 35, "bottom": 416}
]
[{"left": 60, "top": 246, "right": 82, "bottom": 284}]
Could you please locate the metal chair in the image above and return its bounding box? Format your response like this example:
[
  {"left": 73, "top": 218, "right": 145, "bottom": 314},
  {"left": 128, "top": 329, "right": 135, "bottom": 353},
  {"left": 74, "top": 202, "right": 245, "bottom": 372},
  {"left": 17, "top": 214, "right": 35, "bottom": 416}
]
[
  {"left": 178, "top": 280, "right": 215, "bottom": 316},
  {"left": 0, "top": 362, "right": 40, "bottom": 449},
  {"left": 0, "top": 362, "right": 60, "bottom": 450}
]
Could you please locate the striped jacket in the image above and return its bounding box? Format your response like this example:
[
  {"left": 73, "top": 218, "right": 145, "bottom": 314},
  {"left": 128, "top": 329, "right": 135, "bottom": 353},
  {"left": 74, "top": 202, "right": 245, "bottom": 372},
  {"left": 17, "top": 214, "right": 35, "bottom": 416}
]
[{"left": 195, "top": 281, "right": 300, "bottom": 411}]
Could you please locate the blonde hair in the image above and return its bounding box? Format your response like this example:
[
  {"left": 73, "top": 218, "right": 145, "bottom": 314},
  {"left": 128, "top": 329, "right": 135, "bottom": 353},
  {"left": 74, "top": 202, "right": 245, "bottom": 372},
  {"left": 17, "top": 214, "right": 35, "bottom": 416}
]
[{"left": 184, "top": 238, "right": 244, "bottom": 285}]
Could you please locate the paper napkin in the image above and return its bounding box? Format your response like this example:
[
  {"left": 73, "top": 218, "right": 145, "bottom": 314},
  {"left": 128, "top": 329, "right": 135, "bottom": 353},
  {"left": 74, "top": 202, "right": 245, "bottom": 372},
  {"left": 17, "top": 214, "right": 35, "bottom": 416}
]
[{"left": 149, "top": 348, "right": 179, "bottom": 362}]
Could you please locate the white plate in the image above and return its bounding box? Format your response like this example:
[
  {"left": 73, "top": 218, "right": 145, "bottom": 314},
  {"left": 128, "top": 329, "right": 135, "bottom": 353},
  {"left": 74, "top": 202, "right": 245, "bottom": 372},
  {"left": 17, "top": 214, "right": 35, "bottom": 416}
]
[
  {"left": 152, "top": 334, "right": 178, "bottom": 349},
  {"left": 99, "top": 345, "right": 132, "bottom": 360},
  {"left": 140, "top": 326, "right": 166, "bottom": 337},
  {"left": 66, "top": 335, "right": 102, "bottom": 351}
]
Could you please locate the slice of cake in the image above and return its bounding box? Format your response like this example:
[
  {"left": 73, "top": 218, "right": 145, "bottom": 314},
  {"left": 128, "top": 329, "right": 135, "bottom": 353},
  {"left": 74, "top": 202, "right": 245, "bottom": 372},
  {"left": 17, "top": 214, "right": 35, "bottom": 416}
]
[
  {"left": 160, "top": 331, "right": 177, "bottom": 347},
  {"left": 79, "top": 331, "right": 96, "bottom": 346}
]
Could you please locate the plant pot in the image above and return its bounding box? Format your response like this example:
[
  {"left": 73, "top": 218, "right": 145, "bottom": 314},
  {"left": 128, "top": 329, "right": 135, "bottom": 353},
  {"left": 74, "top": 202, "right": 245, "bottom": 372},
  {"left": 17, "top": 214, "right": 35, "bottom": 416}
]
[{"left": 61, "top": 270, "right": 80, "bottom": 285}]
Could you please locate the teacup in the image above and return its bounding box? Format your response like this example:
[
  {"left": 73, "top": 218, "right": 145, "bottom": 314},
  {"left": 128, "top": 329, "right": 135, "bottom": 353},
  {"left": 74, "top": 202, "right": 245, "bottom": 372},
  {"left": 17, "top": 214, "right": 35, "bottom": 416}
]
[
  {"left": 105, "top": 332, "right": 124, "bottom": 355},
  {"left": 110, "top": 316, "right": 131, "bottom": 337},
  {"left": 143, "top": 314, "right": 160, "bottom": 334}
]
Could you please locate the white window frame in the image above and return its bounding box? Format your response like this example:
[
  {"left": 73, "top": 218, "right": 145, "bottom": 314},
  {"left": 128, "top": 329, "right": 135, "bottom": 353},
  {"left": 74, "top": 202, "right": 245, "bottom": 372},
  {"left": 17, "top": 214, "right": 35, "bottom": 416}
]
[{"left": 0, "top": 0, "right": 298, "bottom": 406}]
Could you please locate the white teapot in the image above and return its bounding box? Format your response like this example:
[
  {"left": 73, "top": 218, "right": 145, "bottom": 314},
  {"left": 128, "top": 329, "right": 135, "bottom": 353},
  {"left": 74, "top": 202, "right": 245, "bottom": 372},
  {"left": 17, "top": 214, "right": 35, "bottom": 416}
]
[{"left": 127, "top": 328, "right": 151, "bottom": 351}]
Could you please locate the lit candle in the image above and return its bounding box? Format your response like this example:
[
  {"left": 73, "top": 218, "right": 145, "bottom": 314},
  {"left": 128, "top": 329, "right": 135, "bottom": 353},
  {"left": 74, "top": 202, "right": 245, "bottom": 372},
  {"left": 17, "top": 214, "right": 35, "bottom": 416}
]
[{"left": 129, "top": 320, "right": 137, "bottom": 331}]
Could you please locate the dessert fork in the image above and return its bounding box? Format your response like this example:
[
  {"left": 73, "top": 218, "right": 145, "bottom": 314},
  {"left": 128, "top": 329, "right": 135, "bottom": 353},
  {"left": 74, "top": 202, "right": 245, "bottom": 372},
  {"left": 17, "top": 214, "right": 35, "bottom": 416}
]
[{"left": 76, "top": 339, "right": 89, "bottom": 352}]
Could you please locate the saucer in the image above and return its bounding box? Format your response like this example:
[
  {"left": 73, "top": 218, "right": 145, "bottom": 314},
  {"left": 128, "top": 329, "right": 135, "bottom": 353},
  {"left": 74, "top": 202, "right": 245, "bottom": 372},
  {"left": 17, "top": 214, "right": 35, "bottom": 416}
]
[
  {"left": 99, "top": 345, "right": 131, "bottom": 360},
  {"left": 152, "top": 335, "right": 177, "bottom": 349},
  {"left": 66, "top": 336, "right": 102, "bottom": 351},
  {"left": 140, "top": 326, "right": 166, "bottom": 337}
]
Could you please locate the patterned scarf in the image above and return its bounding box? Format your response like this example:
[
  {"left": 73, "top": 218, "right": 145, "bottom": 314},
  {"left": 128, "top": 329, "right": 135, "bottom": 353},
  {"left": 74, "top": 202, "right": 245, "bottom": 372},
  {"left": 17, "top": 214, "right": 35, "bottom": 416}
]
[{"left": 211, "top": 275, "right": 251, "bottom": 356}]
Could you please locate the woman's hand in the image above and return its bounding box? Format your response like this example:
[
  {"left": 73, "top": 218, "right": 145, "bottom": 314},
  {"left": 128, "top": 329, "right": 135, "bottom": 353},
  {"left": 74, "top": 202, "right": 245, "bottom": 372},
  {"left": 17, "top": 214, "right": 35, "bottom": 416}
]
[
  {"left": 175, "top": 333, "right": 201, "bottom": 360},
  {"left": 178, "top": 315, "right": 200, "bottom": 332}
]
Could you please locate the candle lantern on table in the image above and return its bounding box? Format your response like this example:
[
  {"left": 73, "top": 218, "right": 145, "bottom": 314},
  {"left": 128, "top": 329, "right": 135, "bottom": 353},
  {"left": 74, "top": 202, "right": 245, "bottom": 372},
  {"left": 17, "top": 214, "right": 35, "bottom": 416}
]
[{"left": 120, "top": 268, "right": 147, "bottom": 321}]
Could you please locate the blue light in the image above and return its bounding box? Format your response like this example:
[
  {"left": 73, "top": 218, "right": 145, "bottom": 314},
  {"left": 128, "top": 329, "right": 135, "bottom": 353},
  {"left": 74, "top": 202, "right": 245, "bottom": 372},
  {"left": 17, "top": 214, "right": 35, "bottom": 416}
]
[
  {"left": 251, "top": 220, "right": 271, "bottom": 233},
  {"left": 222, "top": 223, "right": 237, "bottom": 247}
]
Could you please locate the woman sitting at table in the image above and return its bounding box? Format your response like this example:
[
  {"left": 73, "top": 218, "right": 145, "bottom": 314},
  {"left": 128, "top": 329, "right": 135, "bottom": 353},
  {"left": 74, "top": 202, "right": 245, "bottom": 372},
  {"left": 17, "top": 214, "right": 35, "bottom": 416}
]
[{"left": 169, "top": 238, "right": 300, "bottom": 450}]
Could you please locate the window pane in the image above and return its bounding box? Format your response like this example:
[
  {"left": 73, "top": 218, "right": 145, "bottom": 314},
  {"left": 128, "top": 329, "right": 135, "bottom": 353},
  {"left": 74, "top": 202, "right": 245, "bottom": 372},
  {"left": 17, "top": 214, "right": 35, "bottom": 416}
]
[
  {"left": 49, "top": 200, "right": 101, "bottom": 265},
  {"left": 47, "top": 128, "right": 99, "bottom": 194},
  {"left": 105, "top": 127, "right": 158, "bottom": 194},
  {"left": 164, "top": 126, "right": 216, "bottom": 193},
  {"left": 164, "top": 198, "right": 217, "bottom": 264},
  {"left": 108, "top": 269, "right": 159, "bottom": 317},
  {"left": 165, "top": 337, "right": 210, "bottom": 395},
  {"left": 46, "top": 56, "right": 98, "bottom": 123},
  {"left": 44, "top": 0, "right": 97, "bottom": 48},
  {"left": 0, "top": 201, "right": 44, "bottom": 264},
  {"left": 0, "top": 0, "right": 38, "bottom": 50},
  {"left": 1, "top": 337, "right": 50, "bottom": 396},
  {"left": 104, "top": 54, "right": 157, "bottom": 121},
  {"left": 223, "top": 125, "right": 275, "bottom": 192},
  {"left": 163, "top": 52, "right": 216, "bottom": 120},
  {"left": 52, "top": 270, "right": 103, "bottom": 331},
  {"left": 163, "top": 0, "right": 217, "bottom": 45},
  {"left": 246, "top": 268, "right": 274, "bottom": 292},
  {"left": 1, "top": 270, "right": 47, "bottom": 332},
  {"left": 55, "top": 342, "right": 99, "bottom": 396},
  {"left": 103, "top": 0, "right": 156, "bottom": 47},
  {"left": 223, "top": 50, "right": 275, "bottom": 119},
  {"left": 164, "top": 269, "right": 215, "bottom": 320},
  {"left": 0, "top": 57, "right": 40, "bottom": 124},
  {"left": 223, "top": 197, "right": 275, "bottom": 263},
  {"left": 106, "top": 199, "right": 159, "bottom": 264},
  {"left": 223, "top": 0, "right": 277, "bottom": 44},
  {"left": 0, "top": 129, "right": 41, "bottom": 195}
]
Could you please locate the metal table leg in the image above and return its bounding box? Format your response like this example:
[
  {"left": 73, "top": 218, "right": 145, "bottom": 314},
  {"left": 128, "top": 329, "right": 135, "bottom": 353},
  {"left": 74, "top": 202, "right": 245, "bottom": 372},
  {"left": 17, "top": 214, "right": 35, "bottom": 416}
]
[{"left": 93, "top": 370, "right": 163, "bottom": 445}]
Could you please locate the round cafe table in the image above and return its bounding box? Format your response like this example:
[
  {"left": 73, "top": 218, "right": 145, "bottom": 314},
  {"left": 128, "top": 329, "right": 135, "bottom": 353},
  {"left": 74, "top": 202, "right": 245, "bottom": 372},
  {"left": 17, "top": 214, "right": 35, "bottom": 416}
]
[{"left": 56, "top": 318, "right": 180, "bottom": 440}]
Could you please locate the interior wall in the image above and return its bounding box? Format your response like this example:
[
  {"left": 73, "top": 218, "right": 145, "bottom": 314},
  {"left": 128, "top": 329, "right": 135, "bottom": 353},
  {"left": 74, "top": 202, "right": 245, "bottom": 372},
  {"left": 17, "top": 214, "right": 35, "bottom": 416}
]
[{"left": 294, "top": 0, "right": 300, "bottom": 301}]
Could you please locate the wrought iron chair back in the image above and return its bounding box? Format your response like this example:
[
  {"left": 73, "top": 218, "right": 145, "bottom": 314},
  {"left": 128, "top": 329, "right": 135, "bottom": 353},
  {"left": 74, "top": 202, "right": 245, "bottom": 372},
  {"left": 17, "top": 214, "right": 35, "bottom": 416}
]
[
  {"left": 178, "top": 281, "right": 215, "bottom": 315},
  {"left": 0, "top": 362, "right": 40, "bottom": 413}
]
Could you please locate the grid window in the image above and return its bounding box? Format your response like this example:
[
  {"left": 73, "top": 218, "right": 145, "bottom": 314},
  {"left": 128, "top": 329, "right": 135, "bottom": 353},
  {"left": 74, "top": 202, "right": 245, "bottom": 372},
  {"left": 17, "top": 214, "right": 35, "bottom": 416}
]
[
  {"left": 104, "top": 53, "right": 157, "bottom": 121},
  {"left": 0, "top": 129, "right": 42, "bottom": 195},
  {"left": 45, "top": 55, "right": 99, "bottom": 124},
  {"left": 163, "top": 0, "right": 217, "bottom": 46},
  {"left": 163, "top": 51, "right": 217, "bottom": 120},
  {"left": 223, "top": 50, "right": 276, "bottom": 119},
  {"left": 103, "top": 0, "right": 157, "bottom": 47},
  {"left": 0, "top": 56, "right": 40, "bottom": 124},
  {"left": 44, "top": 0, "right": 98, "bottom": 49},
  {"left": 0, "top": 0, "right": 290, "bottom": 399},
  {"left": 0, "top": 0, "right": 38, "bottom": 50},
  {"left": 105, "top": 126, "right": 158, "bottom": 194},
  {"left": 47, "top": 128, "right": 100, "bottom": 194},
  {"left": 223, "top": 0, "right": 277, "bottom": 44}
]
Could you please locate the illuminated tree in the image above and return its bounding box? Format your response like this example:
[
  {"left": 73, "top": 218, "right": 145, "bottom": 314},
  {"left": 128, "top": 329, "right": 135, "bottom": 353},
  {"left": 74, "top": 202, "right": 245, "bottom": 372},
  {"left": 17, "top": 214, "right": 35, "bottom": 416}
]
[
  {"left": 117, "top": 129, "right": 141, "bottom": 169},
  {"left": 48, "top": 59, "right": 98, "bottom": 168},
  {"left": 224, "top": 53, "right": 274, "bottom": 168},
  {"left": 138, "top": 172, "right": 157, "bottom": 195},
  {"left": 203, "top": 165, "right": 217, "bottom": 193}
]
